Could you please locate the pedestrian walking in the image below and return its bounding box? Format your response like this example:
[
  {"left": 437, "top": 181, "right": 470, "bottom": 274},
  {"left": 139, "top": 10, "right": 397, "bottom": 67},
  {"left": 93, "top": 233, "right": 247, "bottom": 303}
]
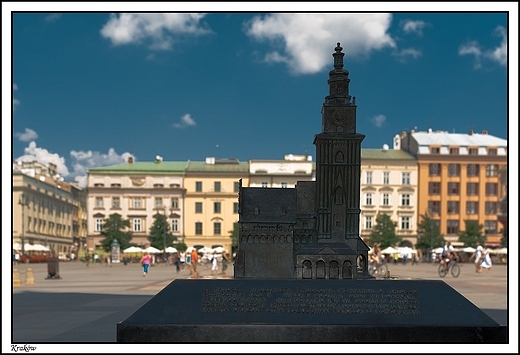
[
  {"left": 140, "top": 251, "right": 151, "bottom": 277},
  {"left": 190, "top": 249, "right": 199, "bottom": 276},
  {"left": 221, "top": 251, "right": 231, "bottom": 276},
  {"left": 469, "top": 242, "right": 484, "bottom": 273},
  {"left": 85, "top": 253, "right": 91, "bottom": 267},
  {"left": 210, "top": 251, "right": 219, "bottom": 276},
  {"left": 480, "top": 249, "right": 493, "bottom": 274},
  {"left": 173, "top": 252, "right": 181, "bottom": 273}
]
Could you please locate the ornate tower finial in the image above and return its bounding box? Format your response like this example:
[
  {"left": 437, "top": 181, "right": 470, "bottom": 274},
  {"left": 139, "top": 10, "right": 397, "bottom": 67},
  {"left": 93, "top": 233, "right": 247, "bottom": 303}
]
[{"left": 333, "top": 42, "right": 344, "bottom": 70}]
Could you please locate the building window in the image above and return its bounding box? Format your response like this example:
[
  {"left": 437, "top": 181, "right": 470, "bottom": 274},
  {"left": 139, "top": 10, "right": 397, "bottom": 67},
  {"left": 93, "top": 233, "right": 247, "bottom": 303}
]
[
  {"left": 428, "top": 201, "right": 440, "bottom": 215},
  {"left": 400, "top": 217, "right": 411, "bottom": 230},
  {"left": 281, "top": 182, "right": 288, "bottom": 188},
  {"left": 383, "top": 172, "right": 390, "bottom": 185},
  {"left": 401, "top": 194, "right": 411, "bottom": 206},
  {"left": 365, "top": 193, "right": 373, "bottom": 205},
  {"left": 447, "top": 220, "right": 459, "bottom": 234},
  {"left": 95, "top": 197, "right": 103, "bottom": 208},
  {"left": 155, "top": 197, "right": 163, "bottom": 209},
  {"left": 429, "top": 164, "right": 441, "bottom": 176},
  {"left": 486, "top": 164, "right": 498, "bottom": 177},
  {"left": 447, "top": 201, "right": 459, "bottom": 214},
  {"left": 488, "top": 148, "right": 497, "bottom": 156},
  {"left": 469, "top": 148, "right": 478, "bottom": 155},
  {"left": 171, "top": 197, "right": 179, "bottom": 209},
  {"left": 131, "top": 197, "right": 143, "bottom": 209},
  {"left": 466, "top": 202, "right": 479, "bottom": 214},
  {"left": 95, "top": 218, "right": 104, "bottom": 232},
  {"left": 94, "top": 183, "right": 104, "bottom": 187},
  {"left": 214, "top": 181, "right": 221, "bottom": 192},
  {"left": 366, "top": 171, "right": 373, "bottom": 184},
  {"left": 214, "top": 222, "right": 221, "bottom": 235},
  {"left": 430, "top": 147, "right": 440, "bottom": 154},
  {"left": 153, "top": 183, "right": 164, "bottom": 188},
  {"left": 195, "top": 222, "right": 203, "bottom": 235},
  {"left": 448, "top": 164, "right": 460, "bottom": 176},
  {"left": 214, "top": 202, "right": 221, "bottom": 214},
  {"left": 195, "top": 202, "right": 203, "bottom": 213},
  {"left": 112, "top": 197, "right": 120, "bottom": 209},
  {"left": 466, "top": 183, "right": 479, "bottom": 196},
  {"left": 195, "top": 181, "right": 202, "bottom": 192},
  {"left": 485, "top": 202, "right": 497, "bottom": 214},
  {"left": 447, "top": 182, "right": 460, "bottom": 195},
  {"left": 365, "top": 216, "right": 373, "bottom": 229},
  {"left": 234, "top": 181, "right": 240, "bottom": 192},
  {"left": 401, "top": 172, "right": 411, "bottom": 185},
  {"left": 428, "top": 182, "right": 441, "bottom": 195},
  {"left": 133, "top": 218, "right": 142, "bottom": 232},
  {"left": 171, "top": 219, "right": 179, "bottom": 232},
  {"left": 467, "top": 164, "right": 479, "bottom": 177},
  {"left": 261, "top": 182, "right": 268, "bottom": 188},
  {"left": 449, "top": 147, "right": 459, "bottom": 155},
  {"left": 485, "top": 220, "right": 497, "bottom": 234},
  {"left": 485, "top": 183, "right": 498, "bottom": 196},
  {"left": 233, "top": 202, "right": 239, "bottom": 214},
  {"left": 382, "top": 194, "right": 390, "bottom": 206}
]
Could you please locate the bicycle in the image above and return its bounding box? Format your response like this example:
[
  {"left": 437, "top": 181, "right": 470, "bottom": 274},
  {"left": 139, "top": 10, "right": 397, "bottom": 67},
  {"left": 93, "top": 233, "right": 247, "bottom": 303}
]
[
  {"left": 368, "top": 259, "right": 388, "bottom": 277},
  {"left": 438, "top": 258, "right": 460, "bottom": 278}
]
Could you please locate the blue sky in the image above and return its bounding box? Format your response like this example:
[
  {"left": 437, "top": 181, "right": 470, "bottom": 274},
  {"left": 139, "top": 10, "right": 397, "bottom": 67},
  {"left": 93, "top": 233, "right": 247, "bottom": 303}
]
[{"left": 5, "top": 4, "right": 516, "bottom": 189}]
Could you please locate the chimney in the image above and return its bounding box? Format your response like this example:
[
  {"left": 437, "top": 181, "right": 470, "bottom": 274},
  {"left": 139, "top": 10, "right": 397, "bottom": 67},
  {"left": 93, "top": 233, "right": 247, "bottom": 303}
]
[
  {"left": 469, "top": 129, "right": 473, "bottom": 135},
  {"left": 128, "top": 157, "right": 134, "bottom": 164},
  {"left": 482, "top": 130, "right": 488, "bottom": 135}
]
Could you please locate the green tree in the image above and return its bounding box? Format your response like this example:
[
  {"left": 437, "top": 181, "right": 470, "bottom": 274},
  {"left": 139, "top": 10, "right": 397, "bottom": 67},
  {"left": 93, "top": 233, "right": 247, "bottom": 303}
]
[
  {"left": 500, "top": 227, "right": 507, "bottom": 247},
  {"left": 228, "top": 222, "right": 239, "bottom": 253},
  {"left": 415, "top": 214, "right": 444, "bottom": 252},
  {"left": 148, "top": 213, "right": 177, "bottom": 251},
  {"left": 458, "top": 220, "right": 486, "bottom": 247},
  {"left": 173, "top": 242, "right": 188, "bottom": 252},
  {"left": 99, "top": 213, "right": 133, "bottom": 252},
  {"left": 369, "top": 213, "right": 400, "bottom": 248}
]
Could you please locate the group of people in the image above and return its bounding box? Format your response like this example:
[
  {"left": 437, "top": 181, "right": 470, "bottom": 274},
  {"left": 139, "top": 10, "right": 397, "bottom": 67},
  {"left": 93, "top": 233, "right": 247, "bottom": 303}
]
[
  {"left": 441, "top": 241, "right": 493, "bottom": 274},
  {"left": 139, "top": 248, "right": 232, "bottom": 278}
]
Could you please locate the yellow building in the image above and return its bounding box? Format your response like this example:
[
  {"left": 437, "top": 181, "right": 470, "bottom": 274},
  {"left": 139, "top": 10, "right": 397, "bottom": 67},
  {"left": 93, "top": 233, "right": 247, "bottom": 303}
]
[
  {"left": 397, "top": 129, "right": 507, "bottom": 247},
  {"left": 360, "top": 146, "right": 418, "bottom": 246},
  {"left": 183, "top": 158, "right": 249, "bottom": 252},
  {"left": 86, "top": 157, "right": 187, "bottom": 250}
]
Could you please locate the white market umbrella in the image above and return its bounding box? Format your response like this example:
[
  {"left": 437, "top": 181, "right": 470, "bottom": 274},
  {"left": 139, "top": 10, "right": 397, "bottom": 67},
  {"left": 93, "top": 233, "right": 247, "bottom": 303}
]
[
  {"left": 123, "top": 246, "right": 143, "bottom": 253},
  {"left": 381, "top": 246, "right": 399, "bottom": 254},
  {"left": 199, "top": 246, "right": 214, "bottom": 254},
  {"left": 164, "top": 246, "right": 178, "bottom": 253},
  {"left": 432, "top": 247, "right": 444, "bottom": 254},
  {"left": 213, "top": 246, "right": 225, "bottom": 253},
  {"left": 13, "top": 242, "right": 22, "bottom": 251},
  {"left": 143, "top": 246, "right": 162, "bottom": 254},
  {"left": 496, "top": 247, "right": 508, "bottom": 254},
  {"left": 186, "top": 246, "right": 197, "bottom": 252},
  {"left": 462, "top": 247, "right": 476, "bottom": 253},
  {"left": 24, "top": 243, "right": 50, "bottom": 252}
]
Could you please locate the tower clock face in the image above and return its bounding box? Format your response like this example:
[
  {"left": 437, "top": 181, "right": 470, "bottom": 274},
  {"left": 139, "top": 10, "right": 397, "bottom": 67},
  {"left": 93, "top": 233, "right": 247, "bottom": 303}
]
[{"left": 333, "top": 109, "right": 347, "bottom": 124}]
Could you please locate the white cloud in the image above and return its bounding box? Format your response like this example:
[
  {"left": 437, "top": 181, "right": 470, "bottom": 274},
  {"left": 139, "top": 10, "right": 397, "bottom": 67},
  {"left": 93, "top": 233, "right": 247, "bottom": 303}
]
[
  {"left": 401, "top": 20, "right": 428, "bottom": 36},
  {"left": 13, "top": 83, "right": 20, "bottom": 111},
  {"left": 245, "top": 13, "right": 396, "bottom": 75},
  {"left": 15, "top": 128, "right": 38, "bottom": 142},
  {"left": 393, "top": 47, "right": 422, "bottom": 62},
  {"left": 44, "top": 13, "right": 61, "bottom": 22},
  {"left": 370, "top": 114, "right": 386, "bottom": 128},
  {"left": 100, "top": 13, "right": 211, "bottom": 50},
  {"left": 459, "top": 26, "right": 507, "bottom": 69},
  {"left": 16, "top": 142, "right": 70, "bottom": 177},
  {"left": 173, "top": 113, "right": 196, "bottom": 128},
  {"left": 69, "top": 148, "right": 132, "bottom": 187}
]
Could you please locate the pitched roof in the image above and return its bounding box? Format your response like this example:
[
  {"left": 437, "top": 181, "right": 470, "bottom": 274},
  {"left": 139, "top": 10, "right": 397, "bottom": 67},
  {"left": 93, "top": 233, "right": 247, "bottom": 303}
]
[
  {"left": 361, "top": 149, "right": 416, "bottom": 160},
  {"left": 88, "top": 161, "right": 188, "bottom": 174},
  {"left": 412, "top": 130, "right": 507, "bottom": 147},
  {"left": 186, "top": 161, "right": 249, "bottom": 173}
]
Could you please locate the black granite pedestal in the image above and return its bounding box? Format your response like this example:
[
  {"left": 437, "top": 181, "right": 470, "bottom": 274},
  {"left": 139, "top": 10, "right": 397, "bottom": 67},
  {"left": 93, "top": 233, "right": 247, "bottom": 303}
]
[{"left": 117, "top": 278, "right": 507, "bottom": 343}]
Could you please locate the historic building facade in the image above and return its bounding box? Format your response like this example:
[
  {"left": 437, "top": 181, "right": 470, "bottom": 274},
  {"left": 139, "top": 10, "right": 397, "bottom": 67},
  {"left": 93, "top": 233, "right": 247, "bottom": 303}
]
[
  {"left": 359, "top": 146, "right": 418, "bottom": 246},
  {"left": 86, "top": 157, "right": 187, "bottom": 250},
  {"left": 395, "top": 128, "right": 507, "bottom": 247}
]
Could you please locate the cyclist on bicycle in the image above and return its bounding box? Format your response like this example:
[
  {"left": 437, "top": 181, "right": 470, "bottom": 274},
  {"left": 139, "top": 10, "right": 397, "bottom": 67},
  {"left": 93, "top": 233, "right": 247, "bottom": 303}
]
[{"left": 441, "top": 241, "right": 458, "bottom": 272}]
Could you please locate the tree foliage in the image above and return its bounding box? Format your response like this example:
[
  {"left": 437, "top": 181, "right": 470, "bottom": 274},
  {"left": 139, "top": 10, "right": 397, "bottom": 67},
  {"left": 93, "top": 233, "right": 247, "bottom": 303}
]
[
  {"left": 99, "top": 213, "right": 133, "bottom": 252},
  {"left": 458, "top": 220, "right": 486, "bottom": 247},
  {"left": 500, "top": 227, "right": 507, "bottom": 247},
  {"left": 369, "top": 213, "right": 400, "bottom": 248},
  {"left": 228, "top": 222, "right": 239, "bottom": 253},
  {"left": 148, "top": 213, "right": 177, "bottom": 250},
  {"left": 415, "top": 214, "right": 445, "bottom": 251}
]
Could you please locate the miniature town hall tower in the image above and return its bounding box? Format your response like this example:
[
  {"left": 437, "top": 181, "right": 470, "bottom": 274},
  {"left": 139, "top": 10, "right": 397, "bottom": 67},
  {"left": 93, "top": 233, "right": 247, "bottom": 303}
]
[{"left": 235, "top": 43, "right": 371, "bottom": 280}]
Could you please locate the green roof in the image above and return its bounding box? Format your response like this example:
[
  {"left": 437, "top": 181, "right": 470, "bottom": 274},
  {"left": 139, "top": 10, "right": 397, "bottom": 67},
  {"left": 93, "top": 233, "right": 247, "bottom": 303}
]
[
  {"left": 186, "top": 161, "right": 249, "bottom": 173},
  {"left": 361, "top": 149, "right": 416, "bottom": 160},
  {"left": 88, "top": 161, "right": 189, "bottom": 174}
]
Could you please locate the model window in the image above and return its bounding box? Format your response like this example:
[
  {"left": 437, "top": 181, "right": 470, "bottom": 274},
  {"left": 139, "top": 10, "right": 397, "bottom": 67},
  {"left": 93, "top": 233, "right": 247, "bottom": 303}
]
[
  {"left": 400, "top": 216, "right": 411, "bottom": 230},
  {"left": 485, "top": 183, "right": 497, "bottom": 196},
  {"left": 281, "top": 182, "right": 288, "bottom": 188},
  {"left": 449, "top": 147, "right": 459, "bottom": 155},
  {"left": 401, "top": 194, "right": 411, "bottom": 206},
  {"left": 428, "top": 201, "right": 440, "bottom": 214},
  {"left": 214, "top": 181, "right": 221, "bottom": 192},
  {"left": 488, "top": 148, "right": 497, "bottom": 156},
  {"left": 429, "top": 164, "right": 441, "bottom": 176},
  {"left": 214, "top": 222, "right": 221, "bottom": 235},
  {"left": 366, "top": 171, "right": 373, "bottom": 184},
  {"left": 195, "top": 202, "right": 203, "bottom": 213},
  {"left": 364, "top": 216, "right": 373, "bottom": 229},
  {"left": 447, "top": 201, "right": 459, "bottom": 214},
  {"left": 214, "top": 202, "right": 221, "bottom": 214},
  {"left": 95, "top": 197, "right": 103, "bottom": 208},
  {"left": 447, "top": 220, "right": 459, "bottom": 234},
  {"left": 485, "top": 202, "right": 497, "bottom": 214},
  {"left": 467, "top": 164, "right": 479, "bottom": 177},
  {"left": 95, "top": 218, "right": 104, "bottom": 232},
  {"left": 448, "top": 164, "right": 460, "bottom": 177},
  {"left": 484, "top": 221, "right": 497, "bottom": 234},
  {"left": 466, "top": 202, "right": 478, "bottom": 214},
  {"left": 486, "top": 165, "right": 498, "bottom": 177},
  {"left": 233, "top": 202, "right": 239, "bottom": 214},
  {"left": 234, "top": 181, "right": 240, "bottom": 192},
  {"left": 466, "top": 183, "right": 479, "bottom": 196},
  {"left": 171, "top": 197, "right": 179, "bottom": 209},
  {"left": 261, "top": 182, "right": 269, "bottom": 188},
  {"left": 383, "top": 172, "right": 390, "bottom": 185},
  {"left": 447, "top": 182, "right": 459, "bottom": 195},
  {"left": 195, "top": 181, "right": 202, "bottom": 192},
  {"left": 382, "top": 193, "right": 390, "bottom": 206},
  {"left": 171, "top": 219, "right": 179, "bottom": 232},
  {"left": 112, "top": 197, "right": 120, "bottom": 209},
  {"left": 155, "top": 197, "right": 163, "bottom": 208},
  {"left": 133, "top": 218, "right": 142, "bottom": 232},
  {"left": 401, "top": 172, "right": 411, "bottom": 185},
  {"left": 365, "top": 193, "right": 373, "bottom": 205},
  {"left": 428, "top": 182, "right": 441, "bottom": 195},
  {"left": 469, "top": 148, "right": 478, "bottom": 155},
  {"left": 195, "top": 222, "right": 203, "bottom": 235}
]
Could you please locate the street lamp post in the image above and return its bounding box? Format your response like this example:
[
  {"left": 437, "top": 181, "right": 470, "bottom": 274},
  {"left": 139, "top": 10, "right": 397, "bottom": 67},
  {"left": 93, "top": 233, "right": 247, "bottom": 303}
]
[
  {"left": 18, "top": 193, "right": 29, "bottom": 256},
  {"left": 163, "top": 207, "right": 168, "bottom": 264}
]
